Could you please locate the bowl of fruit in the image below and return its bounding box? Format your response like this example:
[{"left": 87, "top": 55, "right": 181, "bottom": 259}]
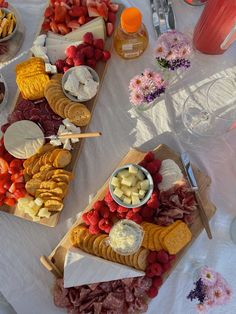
[
  {"left": 0, "top": 8, "right": 17, "bottom": 42},
  {"left": 109, "top": 163, "right": 154, "bottom": 208}
]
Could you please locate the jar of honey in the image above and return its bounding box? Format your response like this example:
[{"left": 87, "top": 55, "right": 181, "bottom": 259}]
[{"left": 114, "top": 7, "right": 149, "bottom": 60}]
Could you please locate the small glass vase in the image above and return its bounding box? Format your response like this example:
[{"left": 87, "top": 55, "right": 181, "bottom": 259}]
[{"left": 135, "top": 95, "right": 164, "bottom": 112}]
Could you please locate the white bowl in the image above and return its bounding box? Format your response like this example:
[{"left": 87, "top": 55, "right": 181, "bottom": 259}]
[
  {"left": 62, "top": 66, "right": 100, "bottom": 102},
  {"left": 109, "top": 163, "right": 154, "bottom": 209},
  {"left": 0, "top": 8, "right": 17, "bottom": 43}
]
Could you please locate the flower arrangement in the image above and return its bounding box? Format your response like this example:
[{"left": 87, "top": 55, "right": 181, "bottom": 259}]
[
  {"left": 187, "top": 266, "right": 232, "bottom": 313},
  {"left": 154, "top": 30, "right": 192, "bottom": 71},
  {"left": 129, "top": 69, "right": 167, "bottom": 107}
]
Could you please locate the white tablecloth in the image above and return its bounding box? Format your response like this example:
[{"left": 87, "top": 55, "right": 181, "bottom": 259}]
[{"left": 1, "top": 1, "right": 236, "bottom": 313}]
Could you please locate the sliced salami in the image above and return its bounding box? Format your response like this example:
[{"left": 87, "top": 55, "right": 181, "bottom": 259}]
[{"left": 103, "top": 292, "right": 125, "bottom": 310}]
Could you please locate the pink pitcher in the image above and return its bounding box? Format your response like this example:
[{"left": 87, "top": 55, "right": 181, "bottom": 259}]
[{"left": 193, "top": 0, "right": 236, "bottom": 54}]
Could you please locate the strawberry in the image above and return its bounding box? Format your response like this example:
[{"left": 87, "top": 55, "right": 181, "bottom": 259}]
[
  {"left": 63, "top": 66, "right": 70, "bottom": 72},
  {"left": 94, "top": 49, "right": 103, "bottom": 61},
  {"left": 108, "top": 12, "right": 116, "bottom": 24},
  {"left": 107, "top": 201, "right": 118, "bottom": 212},
  {"left": 78, "top": 15, "right": 86, "bottom": 25},
  {"left": 4, "top": 197, "right": 16, "bottom": 207},
  {"left": 144, "top": 152, "right": 155, "bottom": 162},
  {"left": 147, "top": 286, "right": 158, "bottom": 298},
  {"left": 67, "top": 20, "right": 80, "bottom": 29},
  {"left": 156, "top": 250, "right": 169, "bottom": 264},
  {"left": 145, "top": 265, "right": 155, "bottom": 278},
  {"left": 0, "top": 157, "right": 8, "bottom": 174},
  {"left": 102, "top": 50, "right": 111, "bottom": 61},
  {"left": 116, "top": 211, "right": 126, "bottom": 220},
  {"left": 69, "top": 5, "right": 84, "bottom": 17},
  {"left": 55, "top": 59, "right": 66, "bottom": 73},
  {"left": 66, "top": 57, "right": 74, "bottom": 66},
  {"left": 44, "top": 7, "right": 54, "bottom": 18},
  {"left": 97, "top": 2, "right": 108, "bottom": 20},
  {"left": 132, "top": 207, "right": 141, "bottom": 213},
  {"left": 106, "top": 22, "right": 114, "bottom": 36},
  {"left": 87, "top": 209, "right": 99, "bottom": 225},
  {"left": 147, "top": 251, "right": 158, "bottom": 264},
  {"left": 82, "top": 212, "right": 90, "bottom": 225},
  {"left": 104, "top": 190, "right": 113, "bottom": 204},
  {"left": 89, "top": 224, "right": 100, "bottom": 235},
  {"left": 50, "top": 21, "right": 59, "bottom": 33},
  {"left": 66, "top": 45, "right": 78, "bottom": 58},
  {"left": 153, "top": 173, "right": 162, "bottom": 184},
  {"left": 42, "top": 21, "right": 51, "bottom": 32},
  {"left": 117, "top": 205, "right": 128, "bottom": 213},
  {"left": 54, "top": 6, "right": 67, "bottom": 23},
  {"left": 108, "top": 3, "right": 119, "bottom": 13},
  {"left": 147, "top": 192, "right": 159, "bottom": 209},
  {"left": 152, "top": 276, "right": 163, "bottom": 288},
  {"left": 162, "top": 262, "right": 171, "bottom": 272},
  {"left": 93, "top": 38, "right": 104, "bottom": 50},
  {"left": 141, "top": 206, "right": 154, "bottom": 218},
  {"left": 83, "top": 32, "right": 94, "bottom": 45},
  {"left": 150, "top": 263, "right": 163, "bottom": 276}
]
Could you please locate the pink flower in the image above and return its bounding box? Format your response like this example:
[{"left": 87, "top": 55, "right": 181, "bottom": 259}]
[
  {"left": 216, "top": 274, "right": 232, "bottom": 302},
  {"left": 165, "top": 49, "right": 178, "bottom": 61},
  {"left": 129, "top": 89, "right": 144, "bottom": 106},
  {"left": 139, "top": 76, "right": 155, "bottom": 95},
  {"left": 154, "top": 39, "right": 169, "bottom": 59},
  {"left": 196, "top": 303, "right": 209, "bottom": 313},
  {"left": 143, "top": 68, "right": 156, "bottom": 79},
  {"left": 129, "top": 75, "right": 143, "bottom": 90},
  {"left": 207, "top": 286, "right": 228, "bottom": 306},
  {"left": 200, "top": 267, "right": 217, "bottom": 287}
]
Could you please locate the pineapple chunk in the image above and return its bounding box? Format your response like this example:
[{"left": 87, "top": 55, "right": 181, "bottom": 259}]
[
  {"left": 111, "top": 176, "right": 120, "bottom": 188},
  {"left": 137, "top": 169, "right": 145, "bottom": 181},
  {"left": 121, "top": 186, "right": 131, "bottom": 197},
  {"left": 123, "top": 197, "right": 131, "bottom": 205},
  {"left": 129, "top": 165, "right": 138, "bottom": 175},
  {"left": 117, "top": 169, "right": 130, "bottom": 179},
  {"left": 140, "top": 179, "right": 150, "bottom": 191},
  {"left": 131, "top": 195, "right": 140, "bottom": 205},
  {"left": 121, "top": 176, "right": 133, "bottom": 187},
  {"left": 114, "top": 187, "right": 123, "bottom": 198},
  {"left": 139, "top": 189, "right": 146, "bottom": 199}
]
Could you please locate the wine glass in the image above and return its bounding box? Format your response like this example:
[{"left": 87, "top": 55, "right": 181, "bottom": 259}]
[{"left": 182, "top": 76, "right": 236, "bottom": 137}]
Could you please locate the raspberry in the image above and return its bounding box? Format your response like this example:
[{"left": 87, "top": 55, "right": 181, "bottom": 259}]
[
  {"left": 104, "top": 190, "right": 113, "bottom": 204},
  {"left": 63, "top": 66, "right": 70, "bottom": 73},
  {"left": 147, "top": 251, "right": 158, "bottom": 264},
  {"left": 126, "top": 210, "right": 134, "bottom": 219},
  {"left": 144, "top": 152, "right": 155, "bottom": 162},
  {"left": 93, "top": 200, "right": 105, "bottom": 211},
  {"left": 87, "top": 58, "right": 96, "bottom": 69},
  {"left": 129, "top": 213, "right": 143, "bottom": 224},
  {"left": 108, "top": 12, "right": 116, "bottom": 24},
  {"left": 99, "top": 206, "right": 110, "bottom": 218},
  {"left": 117, "top": 205, "right": 128, "bottom": 213},
  {"left": 139, "top": 160, "right": 147, "bottom": 168},
  {"left": 98, "top": 218, "right": 112, "bottom": 233},
  {"left": 89, "top": 224, "right": 100, "bottom": 235},
  {"left": 74, "top": 56, "right": 85, "bottom": 66},
  {"left": 104, "top": 224, "right": 112, "bottom": 233},
  {"left": 65, "top": 45, "right": 77, "bottom": 58},
  {"left": 117, "top": 211, "right": 126, "bottom": 219},
  {"left": 87, "top": 209, "right": 99, "bottom": 225},
  {"left": 147, "top": 192, "right": 159, "bottom": 209},
  {"left": 162, "top": 262, "right": 171, "bottom": 272},
  {"left": 94, "top": 48, "right": 103, "bottom": 61},
  {"left": 83, "top": 32, "right": 94, "bottom": 45},
  {"left": 147, "top": 160, "right": 161, "bottom": 174},
  {"left": 107, "top": 201, "right": 118, "bottom": 212},
  {"left": 147, "top": 286, "right": 159, "bottom": 298},
  {"left": 145, "top": 163, "right": 157, "bottom": 175},
  {"left": 82, "top": 46, "right": 94, "bottom": 59},
  {"left": 66, "top": 57, "right": 74, "bottom": 66},
  {"left": 93, "top": 38, "right": 104, "bottom": 50},
  {"left": 55, "top": 59, "right": 66, "bottom": 73},
  {"left": 169, "top": 254, "right": 176, "bottom": 262},
  {"left": 153, "top": 173, "right": 163, "bottom": 184},
  {"left": 82, "top": 212, "right": 90, "bottom": 225},
  {"left": 132, "top": 207, "right": 141, "bottom": 213},
  {"left": 102, "top": 50, "right": 111, "bottom": 61},
  {"left": 141, "top": 206, "right": 154, "bottom": 218},
  {"left": 150, "top": 263, "right": 163, "bottom": 276},
  {"left": 156, "top": 250, "right": 169, "bottom": 264},
  {"left": 145, "top": 265, "right": 155, "bottom": 278},
  {"left": 152, "top": 276, "right": 163, "bottom": 288}
]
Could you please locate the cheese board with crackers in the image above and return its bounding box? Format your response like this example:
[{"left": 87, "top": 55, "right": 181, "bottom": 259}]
[
  {"left": 40, "top": 144, "right": 216, "bottom": 313},
  {"left": 0, "top": 0, "right": 121, "bottom": 226}
]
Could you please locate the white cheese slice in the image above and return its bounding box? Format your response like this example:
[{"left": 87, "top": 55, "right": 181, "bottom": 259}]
[
  {"left": 158, "top": 159, "right": 184, "bottom": 191},
  {"left": 4, "top": 120, "right": 45, "bottom": 159},
  {"left": 31, "top": 45, "right": 49, "bottom": 62},
  {"left": 63, "top": 138, "right": 72, "bottom": 151},
  {"left": 33, "top": 34, "right": 46, "bottom": 46},
  {"left": 64, "top": 73, "right": 80, "bottom": 96},
  {"left": 45, "top": 63, "right": 57, "bottom": 74},
  {"left": 74, "top": 66, "right": 93, "bottom": 84},
  {"left": 84, "top": 78, "right": 99, "bottom": 99},
  {"left": 46, "top": 41, "right": 82, "bottom": 64},
  {"left": 50, "top": 139, "right": 62, "bottom": 147},
  {"left": 62, "top": 118, "right": 80, "bottom": 133}
]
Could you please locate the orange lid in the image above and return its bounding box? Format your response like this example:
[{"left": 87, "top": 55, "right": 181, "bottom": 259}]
[{"left": 121, "top": 7, "right": 142, "bottom": 33}]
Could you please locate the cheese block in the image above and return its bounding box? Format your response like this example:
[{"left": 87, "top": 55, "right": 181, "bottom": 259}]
[
  {"left": 4, "top": 120, "right": 45, "bottom": 159},
  {"left": 46, "top": 41, "right": 82, "bottom": 64},
  {"left": 45, "top": 37, "right": 77, "bottom": 48}
]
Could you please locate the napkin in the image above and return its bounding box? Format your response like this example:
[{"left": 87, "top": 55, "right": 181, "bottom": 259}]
[{"left": 64, "top": 247, "right": 144, "bottom": 288}]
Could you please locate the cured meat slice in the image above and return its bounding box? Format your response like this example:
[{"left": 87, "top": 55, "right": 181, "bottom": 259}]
[
  {"left": 53, "top": 279, "right": 72, "bottom": 308},
  {"left": 16, "top": 100, "right": 33, "bottom": 112},
  {"left": 134, "top": 296, "right": 148, "bottom": 312},
  {"left": 93, "top": 302, "right": 103, "bottom": 314},
  {"left": 103, "top": 292, "right": 125, "bottom": 310},
  {"left": 99, "top": 282, "right": 113, "bottom": 293},
  {"left": 124, "top": 286, "right": 134, "bottom": 303},
  {"left": 121, "top": 278, "right": 133, "bottom": 287}
]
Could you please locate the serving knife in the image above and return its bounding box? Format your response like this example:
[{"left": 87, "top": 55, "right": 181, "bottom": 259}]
[
  {"left": 25, "top": 132, "right": 102, "bottom": 140},
  {"left": 150, "top": 0, "right": 161, "bottom": 37},
  {"left": 181, "top": 152, "right": 213, "bottom": 239}
]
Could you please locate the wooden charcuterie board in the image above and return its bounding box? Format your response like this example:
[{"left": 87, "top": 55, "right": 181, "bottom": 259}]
[
  {"left": 40, "top": 144, "right": 216, "bottom": 278},
  {"left": 0, "top": 4, "right": 122, "bottom": 227}
]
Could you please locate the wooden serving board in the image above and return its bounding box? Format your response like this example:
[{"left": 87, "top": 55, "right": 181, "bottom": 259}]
[
  {"left": 0, "top": 5, "right": 123, "bottom": 227},
  {"left": 40, "top": 144, "right": 216, "bottom": 278}
]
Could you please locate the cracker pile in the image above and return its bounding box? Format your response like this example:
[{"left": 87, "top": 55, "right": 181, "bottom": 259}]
[
  {"left": 141, "top": 221, "right": 192, "bottom": 255},
  {"left": 71, "top": 225, "right": 149, "bottom": 271},
  {"left": 16, "top": 57, "right": 50, "bottom": 100},
  {"left": 44, "top": 74, "right": 91, "bottom": 127},
  {"left": 24, "top": 144, "right": 73, "bottom": 212}
]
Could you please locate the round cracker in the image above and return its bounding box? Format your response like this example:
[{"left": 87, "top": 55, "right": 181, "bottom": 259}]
[
  {"left": 93, "top": 235, "right": 107, "bottom": 256},
  {"left": 137, "top": 248, "right": 149, "bottom": 271},
  {"left": 67, "top": 103, "right": 91, "bottom": 127},
  {"left": 70, "top": 225, "right": 88, "bottom": 247},
  {"left": 87, "top": 234, "right": 97, "bottom": 254}
]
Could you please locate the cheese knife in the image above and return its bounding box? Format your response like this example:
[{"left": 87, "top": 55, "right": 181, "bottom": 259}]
[
  {"left": 25, "top": 132, "right": 102, "bottom": 140},
  {"left": 181, "top": 152, "right": 213, "bottom": 239}
]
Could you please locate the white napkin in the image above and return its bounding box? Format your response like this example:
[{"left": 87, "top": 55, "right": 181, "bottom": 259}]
[{"left": 64, "top": 247, "right": 144, "bottom": 288}]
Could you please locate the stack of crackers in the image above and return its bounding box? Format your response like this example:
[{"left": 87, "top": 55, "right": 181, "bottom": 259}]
[
  {"left": 16, "top": 57, "right": 49, "bottom": 100},
  {"left": 141, "top": 221, "right": 192, "bottom": 255},
  {"left": 44, "top": 74, "right": 91, "bottom": 127},
  {"left": 71, "top": 225, "right": 149, "bottom": 271}
]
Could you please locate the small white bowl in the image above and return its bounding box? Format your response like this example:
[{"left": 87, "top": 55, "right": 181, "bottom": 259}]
[
  {"left": 0, "top": 8, "right": 17, "bottom": 43},
  {"left": 62, "top": 65, "right": 100, "bottom": 102},
  {"left": 109, "top": 163, "right": 154, "bottom": 209}
]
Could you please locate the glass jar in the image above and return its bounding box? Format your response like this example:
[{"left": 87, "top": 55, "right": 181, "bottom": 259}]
[
  {"left": 184, "top": 0, "right": 207, "bottom": 5},
  {"left": 114, "top": 7, "right": 149, "bottom": 60}
]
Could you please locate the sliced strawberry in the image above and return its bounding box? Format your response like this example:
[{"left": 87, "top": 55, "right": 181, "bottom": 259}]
[
  {"left": 54, "top": 5, "right": 67, "bottom": 23},
  {"left": 78, "top": 15, "right": 86, "bottom": 25},
  {"left": 3, "top": 180, "right": 11, "bottom": 190},
  {"left": 44, "top": 6, "right": 54, "bottom": 18},
  {"left": 4, "top": 197, "right": 16, "bottom": 207},
  {"left": 67, "top": 20, "right": 80, "bottom": 29},
  {"left": 0, "top": 187, "right": 6, "bottom": 194},
  {"left": 13, "top": 189, "right": 26, "bottom": 200},
  {"left": 102, "top": 50, "right": 111, "bottom": 61},
  {"left": 58, "top": 23, "right": 70, "bottom": 34},
  {"left": 108, "top": 12, "right": 116, "bottom": 24},
  {"left": 69, "top": 5, "right": 84, "bottom": 17},
  {"left": 42, "top": 21, "right": 51, "bottom": 32},
  {"left": 50, "top": 21, "right": 59, "bottom": 33},
  {"left": 106, "top": 22, "right": 114, "bottom": 36},
  {"left": 10, "top": 159, "right": 23, "bottom": 169},
  {"left": 97, "top": 2, "right": 108, "bottom": 20},
  {"left": 0, "top": 157, "right": 8, "bottom": 174}
]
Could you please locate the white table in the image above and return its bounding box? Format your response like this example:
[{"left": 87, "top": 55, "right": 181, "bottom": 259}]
[{"left": 1, "top": 1, "right": 236, "bottom": 313}]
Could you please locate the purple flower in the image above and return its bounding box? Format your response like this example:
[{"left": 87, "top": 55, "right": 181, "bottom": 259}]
[{"left": 187, "top": 278, "right": 207, "bottom": 303}]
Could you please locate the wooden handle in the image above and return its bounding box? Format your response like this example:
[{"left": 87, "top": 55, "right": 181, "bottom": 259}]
[
  {"left": 59, "top": 132, "right": 102, "bottom": 139},
  {"left": 195, "top": 191, "right": 213, "bottom": 239},
  {"left": 40, "top": 255, "right": 63, "bottom": 278}
]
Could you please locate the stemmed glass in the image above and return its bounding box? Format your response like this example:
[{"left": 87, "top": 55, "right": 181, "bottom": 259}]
[{"left": 182, "top": 76, "right": 236, "bottom": 137}]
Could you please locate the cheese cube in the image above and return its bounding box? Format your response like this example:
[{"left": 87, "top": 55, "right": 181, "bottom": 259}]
[
  {"left": 111, "top": 176, "right": 120, "bottom": 188},
  {"left": 140, "top": 179, "right": 150, "bottom": 191},
  {"left": 130, "top": 187, "right": 138, "bottom": 193},
  {"left": 123, "top": 197, "right": 131, "bottom": 205},
  {"left": 131, "top": 175, "right": 138, "bottom": 187},
  {"left": 137, "top": 170, "right": 145, "bottom": 181},
  {"left": 139, "top": 190, "right": 146, "bottom": 199},
  {"left": 121, "top": 176, "right": 133, "bottom": 187},
  {"left": 131, "top": 192, "right": 139, "bottom": 197},
  {"left": 121, "top": 186, "right": 131, "bottom": 197},
  {"left": 120, "top": 195, "right": 125, "bottom": 201},
  {"left": 38, "top": 208, "right": 51, "bottom": 218},
  {"left": 34, "top": 197, "right": 43, "bottom": 207},
  {"left": 131, "top": 195, "right": 140, "bottom": 205},
  {"left": 117, "top": 170, "right": 130, "bottom": 179},
  {"left": 129, "top": 165, "right": 138, "bottom": 175},
  {"left": 136, "top": 182, "right": 141, "bottom": 189},
  {"left": 113, "top": 187, "right": 123, "bottom": 198}
]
